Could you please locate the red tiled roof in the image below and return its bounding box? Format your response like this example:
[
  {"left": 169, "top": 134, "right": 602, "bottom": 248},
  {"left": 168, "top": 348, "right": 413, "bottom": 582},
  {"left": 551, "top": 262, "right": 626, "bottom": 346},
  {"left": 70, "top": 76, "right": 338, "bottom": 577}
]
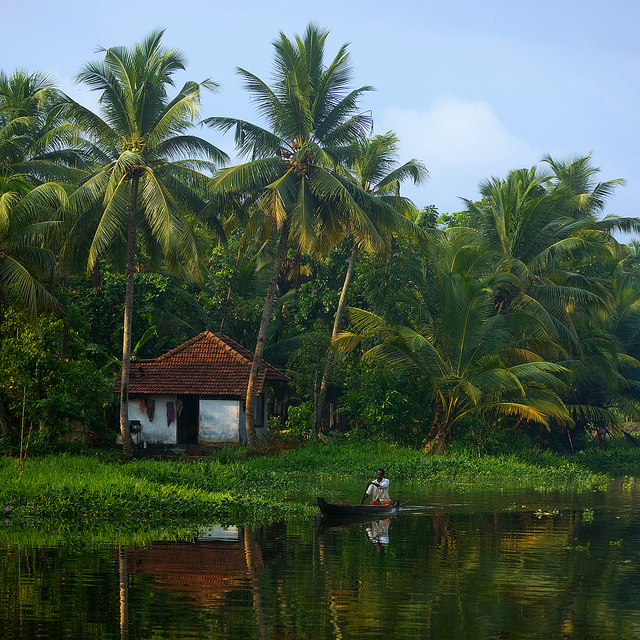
[
  {"left": 119, "top": 332, "right": 289, "bottom": 397},
  {"left": 126, "top": 540, "right": 267, "bottom": 604}
]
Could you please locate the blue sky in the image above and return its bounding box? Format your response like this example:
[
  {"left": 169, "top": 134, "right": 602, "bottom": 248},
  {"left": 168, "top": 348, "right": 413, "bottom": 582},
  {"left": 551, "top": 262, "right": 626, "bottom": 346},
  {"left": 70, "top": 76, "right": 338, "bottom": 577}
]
[{"left": 2, "top": 0, "right": 638, "bottom": 222}]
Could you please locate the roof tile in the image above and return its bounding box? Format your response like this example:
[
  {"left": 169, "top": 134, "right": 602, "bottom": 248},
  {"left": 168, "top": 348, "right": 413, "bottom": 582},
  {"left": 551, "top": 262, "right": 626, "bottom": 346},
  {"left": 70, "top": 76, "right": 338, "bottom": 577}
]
[{"left": 118, "top": 332, "right": 289, "bottom": 397}]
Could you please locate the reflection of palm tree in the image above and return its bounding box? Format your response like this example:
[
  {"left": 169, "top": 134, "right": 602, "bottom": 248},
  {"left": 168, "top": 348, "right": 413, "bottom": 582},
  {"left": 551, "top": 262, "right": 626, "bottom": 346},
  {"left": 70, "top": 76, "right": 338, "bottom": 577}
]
[
  {"left": 432, "top": 513, "right": 455, "bottom": 549},
  {"left": 118, "top": 546, "right": 129, "bottom": 640},
  {"left": 244, "top": 525, "right": 268, "bottom": 639},
  {"left": 316, "top": 531, "right": 344, "bottom": 639}
]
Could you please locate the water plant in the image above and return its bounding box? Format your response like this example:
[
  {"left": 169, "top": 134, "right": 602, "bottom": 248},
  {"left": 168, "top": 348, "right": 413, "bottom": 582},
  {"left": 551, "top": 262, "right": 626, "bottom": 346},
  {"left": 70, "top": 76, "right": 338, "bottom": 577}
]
[{"left": 0, "top": 443, "right": 617, "bottom": 540}]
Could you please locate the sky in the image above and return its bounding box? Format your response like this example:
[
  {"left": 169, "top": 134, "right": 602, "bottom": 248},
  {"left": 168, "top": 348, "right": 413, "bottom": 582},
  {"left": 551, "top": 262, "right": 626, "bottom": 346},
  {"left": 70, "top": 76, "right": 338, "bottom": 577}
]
[{"left": 2, "top": 0, "right": 639, "bottom": 223}]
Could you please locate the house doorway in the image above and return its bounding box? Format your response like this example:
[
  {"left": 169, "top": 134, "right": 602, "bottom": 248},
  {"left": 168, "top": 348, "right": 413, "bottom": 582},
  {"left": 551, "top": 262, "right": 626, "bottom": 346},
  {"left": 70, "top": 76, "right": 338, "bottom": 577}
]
[{"left": 177, "top": 396, "right": 198, "bottom": 445}]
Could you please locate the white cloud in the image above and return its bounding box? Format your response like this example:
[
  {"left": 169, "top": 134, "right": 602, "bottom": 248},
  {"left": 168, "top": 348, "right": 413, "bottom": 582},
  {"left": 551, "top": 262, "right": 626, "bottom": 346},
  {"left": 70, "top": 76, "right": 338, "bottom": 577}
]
[{"left": 378, "top": 97, "right": 540, "bottom": 212}]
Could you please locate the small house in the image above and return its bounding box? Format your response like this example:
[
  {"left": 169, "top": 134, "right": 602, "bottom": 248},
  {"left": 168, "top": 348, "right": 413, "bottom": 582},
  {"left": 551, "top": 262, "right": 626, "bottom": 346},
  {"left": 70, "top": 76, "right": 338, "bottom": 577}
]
[{"left": 117, "top": 332, "right": 289, "bottom": 445}]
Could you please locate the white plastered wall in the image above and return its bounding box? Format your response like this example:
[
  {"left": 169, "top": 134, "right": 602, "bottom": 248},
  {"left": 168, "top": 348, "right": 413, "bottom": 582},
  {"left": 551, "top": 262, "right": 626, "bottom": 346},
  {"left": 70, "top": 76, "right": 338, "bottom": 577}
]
[{"left": 127, "top": 395, "right": 177, "bottom": 444}]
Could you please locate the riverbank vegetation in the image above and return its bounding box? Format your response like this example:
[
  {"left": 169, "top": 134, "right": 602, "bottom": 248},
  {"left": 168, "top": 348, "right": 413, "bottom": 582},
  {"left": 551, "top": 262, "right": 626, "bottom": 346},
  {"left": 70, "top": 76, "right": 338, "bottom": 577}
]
[
  {"left": 3, "top": 441, "right": 640, "bottom": 539},
  {"left": 1, "top": 26, "right": 640, "bottom": 462}
]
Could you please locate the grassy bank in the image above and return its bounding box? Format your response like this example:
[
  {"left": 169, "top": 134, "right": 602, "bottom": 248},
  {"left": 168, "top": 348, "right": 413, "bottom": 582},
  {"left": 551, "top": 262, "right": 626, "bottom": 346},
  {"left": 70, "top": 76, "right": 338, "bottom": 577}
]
[{"left": 0, "top": 442, "right": 636, "bottom": 541}]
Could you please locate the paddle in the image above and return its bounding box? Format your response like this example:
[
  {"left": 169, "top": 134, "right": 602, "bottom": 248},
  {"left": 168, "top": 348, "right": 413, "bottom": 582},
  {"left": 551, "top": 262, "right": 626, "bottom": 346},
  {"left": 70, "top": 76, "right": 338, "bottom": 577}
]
[{"left": 360, "top": 481, "right": 372, "bottom": 504}]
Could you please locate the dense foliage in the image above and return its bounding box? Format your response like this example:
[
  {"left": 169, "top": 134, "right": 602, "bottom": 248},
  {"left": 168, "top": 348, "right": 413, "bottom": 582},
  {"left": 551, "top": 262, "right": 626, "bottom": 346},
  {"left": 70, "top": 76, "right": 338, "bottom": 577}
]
[{"left": 0, "top": 26, "right": 639, "bottom": 457}]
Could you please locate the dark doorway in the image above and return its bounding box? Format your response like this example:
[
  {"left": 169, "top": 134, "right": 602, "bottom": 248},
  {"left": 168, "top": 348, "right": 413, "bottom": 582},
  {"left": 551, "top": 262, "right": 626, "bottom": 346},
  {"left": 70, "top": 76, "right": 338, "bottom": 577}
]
[{"left": 177, "top": 396, "right": 198, "bottom": 445}]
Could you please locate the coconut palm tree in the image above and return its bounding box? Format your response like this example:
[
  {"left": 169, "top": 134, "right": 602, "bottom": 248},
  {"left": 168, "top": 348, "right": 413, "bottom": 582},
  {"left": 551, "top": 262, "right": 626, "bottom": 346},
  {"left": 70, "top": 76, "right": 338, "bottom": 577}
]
[
  {"left": 543, "top": 153, "right": 640, "bottom": 239},
  {"left": 205, "top": 24, "right": 377, "bottom": 443},
  {"left": 542, "top": 153, "right": 623, "bottom": 219},
  {"left": 557, "top": 246, "right": 640, "bottom": 436},
  {"left": 64, "top": 30, "right": 228, "bottom": 457},
  {"left": 0, "top": 69, "right": 97, "bottom": 182},
  {"left": 463, "top": 165, "right": 614, "bottom": 351},
  {"left": 0, "top": 172, "right": 64, "bottom": 321},
  {"left": 0, "top": 172, "right": 66, "bottom": 435},
  {"left": 335, "top": 227, "right": 572, "bottom": 453},
  {"left": 314, "top": 131, "right": 428, "bottom": 433}
]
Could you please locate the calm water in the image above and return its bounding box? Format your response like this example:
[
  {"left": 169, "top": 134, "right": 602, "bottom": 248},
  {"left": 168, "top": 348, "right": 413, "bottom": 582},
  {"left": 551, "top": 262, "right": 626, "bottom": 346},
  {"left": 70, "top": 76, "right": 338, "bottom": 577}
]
[{"left": 2, "top": 481, "right": 640, "bottom": 639}]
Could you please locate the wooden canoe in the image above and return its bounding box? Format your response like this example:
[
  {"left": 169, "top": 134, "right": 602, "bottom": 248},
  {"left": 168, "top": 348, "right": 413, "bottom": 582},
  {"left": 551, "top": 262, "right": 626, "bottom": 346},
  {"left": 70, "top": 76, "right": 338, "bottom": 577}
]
[{"left": 316, "top": 497, "right": 401, "bottom": 517}]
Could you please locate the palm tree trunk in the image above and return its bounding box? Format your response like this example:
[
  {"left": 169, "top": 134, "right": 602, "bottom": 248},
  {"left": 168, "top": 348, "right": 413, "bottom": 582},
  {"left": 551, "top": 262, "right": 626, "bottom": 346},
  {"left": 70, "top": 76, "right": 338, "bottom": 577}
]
[
  {"left": 245, "top": 217, "right": 291, "bottom": 445},
  {"left": 424, "top": 397, "right": 451, "bottom": 455},
  {"left": 119, "top": 176, "right": 139, "bottom": 459},
  {"left": 92, "top": 258, "right": 102, "bottom": 294},
  {"left": 219, "top": 245, "right": 242, "bottom": 332},
  {"left": 314, "top": 238, "right": 359, "bottom": 434}
]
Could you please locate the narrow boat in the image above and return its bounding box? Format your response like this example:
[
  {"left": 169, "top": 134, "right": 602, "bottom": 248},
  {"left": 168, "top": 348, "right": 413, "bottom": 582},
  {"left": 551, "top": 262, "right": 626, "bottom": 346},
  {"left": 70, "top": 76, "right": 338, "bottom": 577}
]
[{"left": 316, "top": 496, "right": 401, "bottom": 517}]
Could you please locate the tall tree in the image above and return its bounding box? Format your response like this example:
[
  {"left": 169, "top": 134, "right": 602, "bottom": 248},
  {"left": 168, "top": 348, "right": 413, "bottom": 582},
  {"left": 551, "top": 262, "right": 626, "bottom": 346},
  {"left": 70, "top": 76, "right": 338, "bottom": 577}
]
[
  {"left": 314, "top": 131, "right": 427, "bottom": 433},
  {"left": 542, "top": 153, "right": 640, "bottom": 238},
  {"left": 336, "top": 228, "right": 572, "bottom": 453},
  {"left": 206, "top": 24, "right": 376, "bottom": 444},
  {"left": 463, "top": 165, "right": 614, "bottom": 350},
  {"left": 65, "top": 30, "right": 227, "bottom": 457},
  {"left": 0, "top": 69, "right": 96, "bottom": 182},
  {"left": 0, "top": 172, "right": 65, "bottom": 436},
  {"left": 559, "top": 247, "right": 640, "bottom": 435},
  {"left": 0, "top": 173, "right": 63, "bottom": 323}
]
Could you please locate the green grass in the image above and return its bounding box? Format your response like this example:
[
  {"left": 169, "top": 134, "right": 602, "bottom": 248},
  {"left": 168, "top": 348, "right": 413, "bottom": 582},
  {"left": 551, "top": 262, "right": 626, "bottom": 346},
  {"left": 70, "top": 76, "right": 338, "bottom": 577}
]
[
  {"left": 240, "top": 442, "right": 612, "bottom": 487},
  {"left": 0, "top": 441, "right": 634, "bottom": 544}
]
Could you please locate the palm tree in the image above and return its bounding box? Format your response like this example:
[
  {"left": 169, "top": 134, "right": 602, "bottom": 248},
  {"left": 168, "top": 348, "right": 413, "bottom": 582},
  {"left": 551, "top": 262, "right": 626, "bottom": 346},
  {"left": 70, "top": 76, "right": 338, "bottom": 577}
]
[
  {"left": 543, "top": 153, "right": 640, "bottom": 238},
  {"left": 558, "top": 247, "right": 640, "bottom": 437},
  {"left": 205, "top": 24, "right": 376, "bottom": 444},
  {"left": 542, "top": 153, "right": 623, "bottom": 219},
  {"left": 65, "top": 30, "right": 228, "bottom": 457},
  {"left": 314, "top": 131, "right": 427, "bottom": 433},
  {"left": 0, "top": 69, "right": 96, "bottom": 182},
  {"left": 0, "top": 172, "right": 64, "bottom": 321},
  {"left": 463, "top": 165, "right": 614, "bottom": 350},
  {"left": 335, "top": 228, "right": 572, "bottom": 453},
  {"left": 0, "top": 172, "right": 65, "bottom": 435}
]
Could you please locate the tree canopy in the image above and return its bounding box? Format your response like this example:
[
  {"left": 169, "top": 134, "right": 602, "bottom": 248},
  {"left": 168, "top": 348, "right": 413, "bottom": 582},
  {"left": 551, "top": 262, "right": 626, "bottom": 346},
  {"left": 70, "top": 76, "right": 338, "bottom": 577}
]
[{"left": 0, "top": 27, "right": 638, "bottom": 456}]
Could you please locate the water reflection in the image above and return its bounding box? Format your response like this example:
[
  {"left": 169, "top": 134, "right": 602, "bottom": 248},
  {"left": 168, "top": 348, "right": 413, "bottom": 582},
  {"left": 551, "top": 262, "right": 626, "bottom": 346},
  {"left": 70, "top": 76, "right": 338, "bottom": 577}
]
[
  {"left": 2, "top": 482, "right": 640, "bottom": 639},
  {"left": 365, "top": 519, "right": 390, "bottom": 547},
  {"left": 117, "top": 524, "right": 283, "bottom": 639},
  {"left": 317, "top": 512, "right": 395, "bottom": 553}
]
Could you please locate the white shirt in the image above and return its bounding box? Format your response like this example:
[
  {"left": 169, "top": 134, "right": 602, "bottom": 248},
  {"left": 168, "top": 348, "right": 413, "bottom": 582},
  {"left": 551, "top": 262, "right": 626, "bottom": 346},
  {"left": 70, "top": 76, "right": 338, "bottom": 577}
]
[
  {"left": 365, "top": 477, "right": 390, "bottom": 502},
  {"left": 366, "top": 519, "right": 390, "bottom": 544}
]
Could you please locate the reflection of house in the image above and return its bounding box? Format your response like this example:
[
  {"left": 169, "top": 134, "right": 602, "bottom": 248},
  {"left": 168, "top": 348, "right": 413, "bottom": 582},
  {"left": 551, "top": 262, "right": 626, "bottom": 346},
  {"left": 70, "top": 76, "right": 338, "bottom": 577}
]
[
  {"left": 124, "top": 525, "right": 282, "bottom": 606},
  {"left": 126, "top": 540, "right": 253, "bottom": 604},
  {"left": 117, "top": 332, "right": 289, "bottom": 445}
]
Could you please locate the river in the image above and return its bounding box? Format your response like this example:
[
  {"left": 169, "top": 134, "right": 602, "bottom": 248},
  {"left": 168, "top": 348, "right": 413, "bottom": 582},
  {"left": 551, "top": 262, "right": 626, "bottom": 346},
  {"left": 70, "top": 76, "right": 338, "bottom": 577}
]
[{"left": 1, "top": 479, "right": 639, "bottom": 639}]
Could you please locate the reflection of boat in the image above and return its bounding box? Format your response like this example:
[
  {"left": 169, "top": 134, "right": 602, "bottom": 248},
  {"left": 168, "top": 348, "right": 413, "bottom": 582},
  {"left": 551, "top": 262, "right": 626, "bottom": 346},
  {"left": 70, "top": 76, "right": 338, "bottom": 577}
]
[
  {"left": 316, "top": 511, "right": 397, "bottom": 534},
  {"left": 316, "top": 497, "right": 401, "bottom": 517}
]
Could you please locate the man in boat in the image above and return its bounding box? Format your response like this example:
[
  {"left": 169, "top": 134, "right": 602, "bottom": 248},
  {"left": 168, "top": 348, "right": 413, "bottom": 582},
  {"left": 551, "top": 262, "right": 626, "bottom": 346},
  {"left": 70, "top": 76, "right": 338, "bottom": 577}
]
[{"left": 360, "top": 468, "right": 391, "bottom": 505}]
